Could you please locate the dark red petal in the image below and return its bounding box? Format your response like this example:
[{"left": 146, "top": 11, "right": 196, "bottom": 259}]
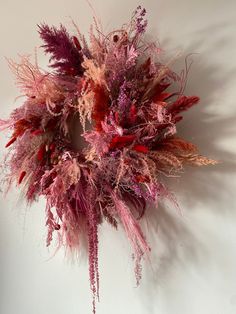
[
  {"left": 109, "top": 135, "right": 136, "bottom": 149},
  {"left": 5, "top": 137, "right": 17, "bottom": 148},
  {"left": 133, "top": 145, "right": 149, "bottom": 153},
  {"left": 72, "top": 36, "right": 82, "bottom": 51},
  {"left": 129, "top": 103, "right": 137, "bottom": 124},
  {"left": 18, "top": 171, "right": 26, "bottom": 184},
  {"left": 37, "top": 145, "right": 46, "bottom": 161}
]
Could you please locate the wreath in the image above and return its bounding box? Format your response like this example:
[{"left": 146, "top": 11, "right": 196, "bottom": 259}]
[{"left": 0, "top": 6, "right": 216, "bottom": 313}]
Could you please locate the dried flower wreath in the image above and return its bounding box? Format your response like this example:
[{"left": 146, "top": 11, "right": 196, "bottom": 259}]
[{"left": 1, "top": 6, "right": 216, "bottom": 313}]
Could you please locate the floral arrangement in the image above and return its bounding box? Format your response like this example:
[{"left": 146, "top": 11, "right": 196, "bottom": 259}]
[{"left": 0, "top": 6, "right": 216, "bottom": 313}]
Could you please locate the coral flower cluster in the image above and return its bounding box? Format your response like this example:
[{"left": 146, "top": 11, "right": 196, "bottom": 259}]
[{"left": 0, "top": 6, "right": 216, "bottom": 313}]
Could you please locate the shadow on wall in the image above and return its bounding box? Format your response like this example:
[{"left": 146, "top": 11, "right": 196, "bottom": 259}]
[{"left": 138, "top": 21, "right": 236, "bottom": 314}]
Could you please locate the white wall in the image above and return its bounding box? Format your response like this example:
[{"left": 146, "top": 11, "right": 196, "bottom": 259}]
[{"left": 1, "top": 1, "right": 236, "bottom": 313}]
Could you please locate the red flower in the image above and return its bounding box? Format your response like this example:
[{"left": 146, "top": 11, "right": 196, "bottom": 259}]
[
  {"left": 133, "top": 144, "right": 149, "bottom": 153},
  {"left": 109, "top": 135, "right": 136, "bottom": 149}
]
